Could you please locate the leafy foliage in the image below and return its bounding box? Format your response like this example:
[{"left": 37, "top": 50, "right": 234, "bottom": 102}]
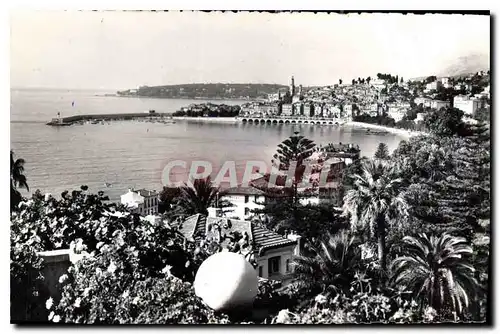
[
  {"left": 391, "top": 233, "right": 479, "bottom": 320},
  {"left": 343, "top": 160, "right": 408, "bottom": 271},
  {"left": 11, "top": 150, "right": 29, "bottom": 211},
  {"left": 374, "top": 143, "right": 389, "bottom": 160}
]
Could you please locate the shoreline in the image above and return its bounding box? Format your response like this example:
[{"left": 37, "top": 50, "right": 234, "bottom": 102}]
[
  {"left": 173, "top": 116, "right": 239, "bottom": 123},
  {"left": 172, "top": 116, "right": 425, "bottom": 138},
  {"left": 345, "top": 121, "right": 425, "bottom": 139}
]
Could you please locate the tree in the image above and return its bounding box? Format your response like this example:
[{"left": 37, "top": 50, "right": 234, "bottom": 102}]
[
  {"left": 374, "top": 143, "right": 390, "bottom": 160},
  {"left": 400, "top": 77, "right": 404, "bottom": 84},
  {"left": 175, "top": 177, "right": 225, "bottom": 216},
  {"left": 339, "top": 79, "right": 343, "bottom": 85},
  {"left": 158, "top": 187, "right": 181, "bottom": 213},
  {"left": 11, "top": 150, "right": 29, "bottom": 211},
  {"left": 423, "top": 107, "right": 469, "bottom": 137},
  {"left": 391, "top": 233, "right": 479, "bottom": 320},
  {"left": 366, "top": 77, "right": 371, "bottom": 85},
  {"left": 343, "top": 160, "right": 408, "bottom": 272},
  {"left": 272, "top": 132, "right": 316, "bottom": 171},
  {"left": 292, "top": 229, "right": 361, "bottom": 297}
]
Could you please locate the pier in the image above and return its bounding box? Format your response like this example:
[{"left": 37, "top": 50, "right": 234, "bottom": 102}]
[{"left": 46, "top": 112, "right": 172, "bottom": 126}]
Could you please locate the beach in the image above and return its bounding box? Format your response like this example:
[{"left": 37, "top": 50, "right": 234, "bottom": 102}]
[{"left": 345, "top": 121, "right": 424, "bottom": 139}]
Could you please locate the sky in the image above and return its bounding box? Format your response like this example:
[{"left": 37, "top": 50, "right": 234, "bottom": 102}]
[{"left": 10, "top": 11, "right": 490, "bottom": 90}]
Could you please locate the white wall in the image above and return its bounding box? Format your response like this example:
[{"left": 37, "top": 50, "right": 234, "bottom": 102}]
[
  {"left": 255, "top": 245, "right": 296, "bottom": 280},
  {"left": 222, "top": 194, "right": 265, "bottom": 220}
]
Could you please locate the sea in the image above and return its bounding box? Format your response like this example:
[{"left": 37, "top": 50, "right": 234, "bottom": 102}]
[{"left": 10, "top": 88, "right": 405, "bottom": 201}]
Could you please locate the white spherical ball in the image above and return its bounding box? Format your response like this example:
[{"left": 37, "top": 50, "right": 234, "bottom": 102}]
[{"left": 194, "top": 252, "right": 258, "bottom": 311}]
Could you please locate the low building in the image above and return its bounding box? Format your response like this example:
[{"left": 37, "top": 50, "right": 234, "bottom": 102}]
[
  {"left": 430, "top": 99, "right": 450, "bottom": 110},
  {"left": 120, "top": 188, "right": 159, "bottom": 215},
  {"left": 388, "top": 108, "right": 406, "bottom": 122},
  {"left": 220, "top": 186, "right": 267, "bottom": 220},
  {"left": 414, "top": 97, "right": 431, "bottom": 107},
  {"left": 426, "top": 81, "right": 442, "bottom": 91},
  {"left": 441, "top": 77, "right": 450, "bottom": 85},
  {"left": 415, "top": 112, "right": 425, "bottom": 123},
  {"left": 453, "top": 95, "right": 481, "bottom": 115},
  {"left": 178, "top": 214, "right": 302, "bottom": 282}
]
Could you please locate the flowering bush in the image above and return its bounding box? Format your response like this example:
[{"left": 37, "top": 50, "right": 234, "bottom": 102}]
[
  {"left": 52, "top": 261, "right": 229, "bottom": 324},
  {"left": 11, "top": 187, "right": 206, "bottom": 322}
]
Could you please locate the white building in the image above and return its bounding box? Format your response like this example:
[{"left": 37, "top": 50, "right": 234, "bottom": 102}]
[
  {"left": 120, "top": 189, "right": 159, "bottom": 215},
  {"left": 440, "top": 77, "right": 450, "bottom": 85},
  {"left": 220, "top": 186, "right": 267, "bottom": 220},
  {"left": 179, "top": 214, "right": 302, "bottom": 282},
  {"left": 388, "top": 108, "right": 406, "bottom": 122},
  {"left": 430, "top": 100, "right": 450, "bottom": 110},
  {"left": 426, "top": 81, "right": 442, "bottom": 91},
  {"left": 453, "top": 95, "right": 481, "bottom": 115},
  {"left": 413, "top": 96, "right": 431, "bottom": 107},
  {"left": 281, "top": 104, "right": 293, "bottom": 116},
  {"left": 415, "top": 112, "right": 426, "bottom": 123},
  {"left": 370, "top": 79, "right": 386, "bottom": 90}
]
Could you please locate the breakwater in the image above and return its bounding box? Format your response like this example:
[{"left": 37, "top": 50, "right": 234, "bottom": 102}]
[{"left": 47, "top": 112, "right": 172, "bottom": 125}]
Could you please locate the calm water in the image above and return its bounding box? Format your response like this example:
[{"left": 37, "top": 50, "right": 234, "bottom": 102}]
[{"left": 11, "top": 89, "right": 404, "bottom": 201}]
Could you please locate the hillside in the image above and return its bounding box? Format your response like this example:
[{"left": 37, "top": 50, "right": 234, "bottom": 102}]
[
  {"left": 438, "top": 53, "right": 490, "bottom": 77},
  {"left": 117, "top": 83, "right": 288, "bottom": 99}
]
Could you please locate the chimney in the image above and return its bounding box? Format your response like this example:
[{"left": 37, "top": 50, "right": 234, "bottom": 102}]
[{"left": 287, "top": 232, "right": 302, "bottom": 256}]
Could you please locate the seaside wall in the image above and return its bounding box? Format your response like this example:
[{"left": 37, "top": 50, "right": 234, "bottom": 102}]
[
  {"left": 173, "top": 116, "right": 238, "bottom": 123},
  {"left": 345, "top": 121, "right": 424, "bottom": 138},
  {"left": 61, "top": 113, "right": 172, "bottom": 123}
]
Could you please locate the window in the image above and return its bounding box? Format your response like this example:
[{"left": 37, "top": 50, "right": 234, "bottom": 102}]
[
  {"left": 244, "top": 207, "right": 250, "bottom": 216},
  {"left": 268, "top": 256, "right": 281, "bottom": 275},
  {"left": 258, "top": 266, "right": 263, "bottom": 277},
  {"left": 244, "top": 195, "right": 249, "bottom": 203},
  {"left": 286, "top": 259, "right": 291, "bottom": 273}
]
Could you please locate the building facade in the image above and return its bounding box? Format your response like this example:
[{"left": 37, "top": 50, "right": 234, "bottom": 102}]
[
  {"left": 120, "top": 189, "right": 159, "bottom": 215},
  {"left": 178, "top": 214, "right": 302, "bottom": 282},
  {"left": 220, "top": 186, "right": 267, "bottom": 220},
  {"left": 430, "top": 99, "right": 451, "bottom": 110},
  {"left": 453, "top": 95, "right": 481, "bottom": 115}
]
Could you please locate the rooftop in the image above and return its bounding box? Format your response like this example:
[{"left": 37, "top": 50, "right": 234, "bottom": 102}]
[{"left": 178, "top": 214, "right": 296, "bottom": 252}]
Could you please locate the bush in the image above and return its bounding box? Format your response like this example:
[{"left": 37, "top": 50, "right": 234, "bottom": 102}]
[{"left": 11, "top": 187, "right": 206, "bottom": 323}]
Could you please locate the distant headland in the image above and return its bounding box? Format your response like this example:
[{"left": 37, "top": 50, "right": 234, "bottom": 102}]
[{"left": 116, "top": 83, "right": 288, "bottom": 100}]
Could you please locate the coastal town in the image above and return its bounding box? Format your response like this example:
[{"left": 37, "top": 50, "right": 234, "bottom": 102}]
[
  {"left": 10, "top": 11, "right": 490, "bottom": 326},
  {"left": 175, "top": 72, "right": 490, "bottom": 130}
]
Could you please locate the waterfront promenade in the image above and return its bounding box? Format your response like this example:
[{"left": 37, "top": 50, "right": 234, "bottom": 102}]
[{"left": 47, "top": 113, "right": 423, "bottom": 138}]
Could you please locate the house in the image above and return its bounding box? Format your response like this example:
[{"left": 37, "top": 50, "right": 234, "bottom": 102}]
[
  {"left": 120, "top": 188, "right": 159, "bottom": 215},
  {"left": 281, "top": 104, "right": 293, "bottom": 116},
  {"left": 429, "top": 99, "right": 450, "bottom": 110},
  {"left": 220, "top": 186, "right": 267, "bottom": 220},
  {"left": 453, "top": 95, "right": 481, "bottom": 115},
  {"left": 388, "top": 108, "right": 406, "bottom": 122},
  {"left": 425, "top": 81, "right": 442, "bottom": 92},
  {"left": 178, "top": 214, "right": 302, "bottom": 282}
]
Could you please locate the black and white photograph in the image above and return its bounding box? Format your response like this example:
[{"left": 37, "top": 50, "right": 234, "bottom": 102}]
[{"left": 9, "top": 9, "right": 491, "bottom": 325}]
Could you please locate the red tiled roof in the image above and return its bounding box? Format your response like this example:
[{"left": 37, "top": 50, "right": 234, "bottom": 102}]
[
  {"left": 222, "top": 185, "right": 267, "bottom": 196},
  {"left": 180, "top": 214, "right": 296, "bottom": 252},
  {"left": 136, "top": 189, "right": 158, "bottom": 197}
]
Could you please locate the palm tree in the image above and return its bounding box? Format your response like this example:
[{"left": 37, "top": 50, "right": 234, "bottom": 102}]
[
  {"left": 391, "top": 233, "right": 479, "bottom": 319},
  {"left": 174, "top": 176, "right": 229, "bottom": 217},
  {"left": 343, "top": 160, "right": 408, "bottom": 271},
  {"left": 11, "top": 150, "right": 29, "bottom": 211},
  {"left": 292, "top": 229, "right": 361, "bottom": 296}
]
